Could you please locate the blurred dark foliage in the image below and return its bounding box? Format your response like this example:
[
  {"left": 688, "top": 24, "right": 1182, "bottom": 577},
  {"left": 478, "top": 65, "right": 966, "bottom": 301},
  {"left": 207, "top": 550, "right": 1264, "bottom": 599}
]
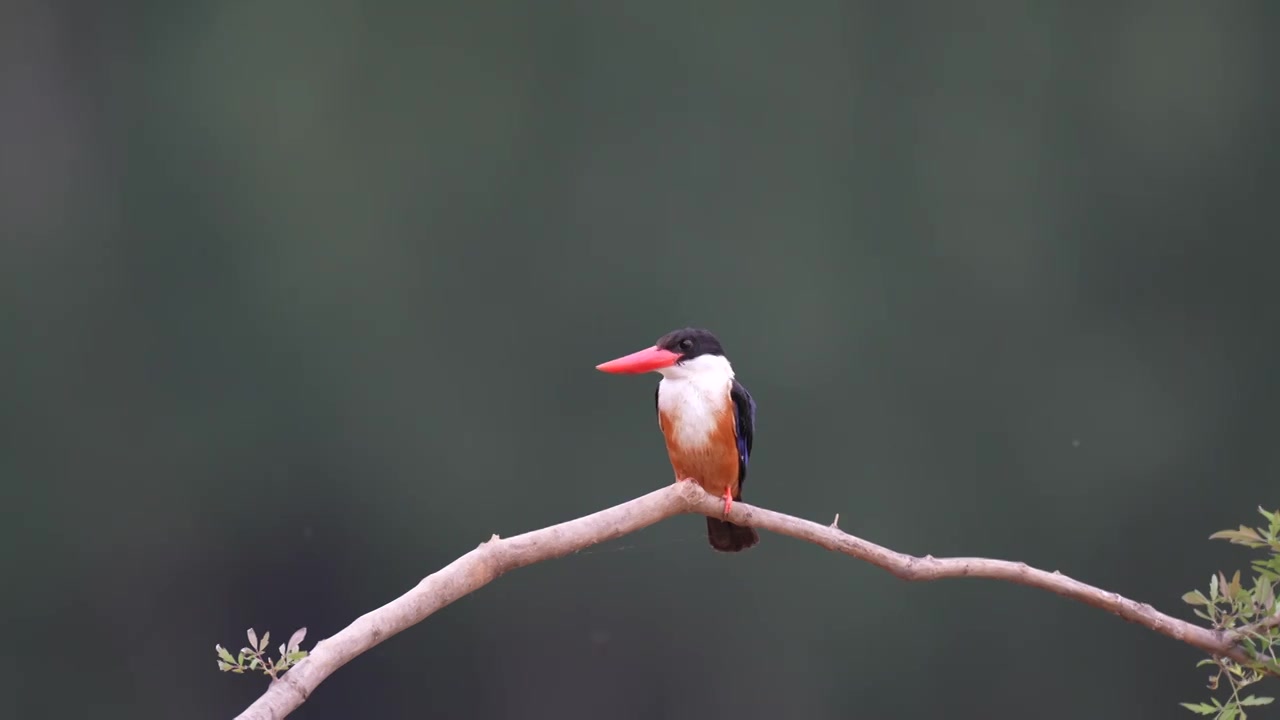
[{"left": 3, "top": 2, "right": 1279, "bottom": 718}]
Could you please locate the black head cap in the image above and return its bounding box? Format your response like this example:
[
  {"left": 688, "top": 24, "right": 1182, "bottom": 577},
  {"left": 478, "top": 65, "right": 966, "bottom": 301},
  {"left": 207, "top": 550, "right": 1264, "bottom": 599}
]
[{"left": 655, "top": 327, "right": 725, "bottom": 361}]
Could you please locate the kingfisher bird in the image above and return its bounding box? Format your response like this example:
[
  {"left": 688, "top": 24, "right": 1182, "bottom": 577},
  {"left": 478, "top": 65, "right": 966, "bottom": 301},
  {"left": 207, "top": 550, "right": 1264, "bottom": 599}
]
[{"left": 596, "top": 327, "right": 760, "bottom": 552}]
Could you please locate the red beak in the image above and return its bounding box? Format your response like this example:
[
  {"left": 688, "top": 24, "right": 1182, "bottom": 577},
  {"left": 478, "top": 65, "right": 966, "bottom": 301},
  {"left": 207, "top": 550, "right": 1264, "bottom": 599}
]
[{"left": 595, "top": 345, "right": 681, "bottom": 374}]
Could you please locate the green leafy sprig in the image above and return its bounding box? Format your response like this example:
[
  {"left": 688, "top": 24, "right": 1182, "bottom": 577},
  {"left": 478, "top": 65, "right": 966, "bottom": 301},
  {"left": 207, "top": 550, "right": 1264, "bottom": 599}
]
[
  {"left": 216, "top": 627, "right": 309, "bottom": 680},
  {"left": 1181, "top": 508, "right": 1280, "bottom": 719}
]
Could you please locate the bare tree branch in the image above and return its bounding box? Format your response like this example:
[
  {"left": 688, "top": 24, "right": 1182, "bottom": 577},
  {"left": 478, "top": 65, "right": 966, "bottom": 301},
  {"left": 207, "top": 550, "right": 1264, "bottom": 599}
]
[{"left": 235, "top": 481, "right": 1260, "bottom": 719}]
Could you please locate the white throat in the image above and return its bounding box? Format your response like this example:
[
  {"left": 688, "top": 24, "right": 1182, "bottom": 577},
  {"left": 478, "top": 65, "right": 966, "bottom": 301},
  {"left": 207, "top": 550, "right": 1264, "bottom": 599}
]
[{"left": 656, "top": 354, "right": 735, "bottom": 449}]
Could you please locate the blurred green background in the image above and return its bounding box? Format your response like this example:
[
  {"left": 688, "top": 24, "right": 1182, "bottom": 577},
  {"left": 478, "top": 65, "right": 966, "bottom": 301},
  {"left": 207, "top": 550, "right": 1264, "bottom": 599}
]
[{"left": 4, "top": 2, "right": 1279, "bottom": 718}]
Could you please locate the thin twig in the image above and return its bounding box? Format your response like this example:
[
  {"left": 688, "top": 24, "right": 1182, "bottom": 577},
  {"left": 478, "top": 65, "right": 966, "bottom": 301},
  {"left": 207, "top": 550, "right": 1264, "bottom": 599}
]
[
  {"left": 1228, "top": 609, "right": 1280, "bottom": 644},
  {"left": 235, "top": 482, "right": 1263, "bottom": 719}
]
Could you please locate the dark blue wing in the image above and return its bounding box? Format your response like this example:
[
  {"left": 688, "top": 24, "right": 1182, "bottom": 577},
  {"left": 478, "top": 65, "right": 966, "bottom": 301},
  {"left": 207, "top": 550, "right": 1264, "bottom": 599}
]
[{"left": 730, "top": 379, "right": 756, "bottom": 488}]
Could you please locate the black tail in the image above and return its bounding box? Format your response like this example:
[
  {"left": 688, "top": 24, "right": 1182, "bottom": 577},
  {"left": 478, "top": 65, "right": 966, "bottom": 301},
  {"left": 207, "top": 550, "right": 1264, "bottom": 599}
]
[{"left": 706, "top": 517, "right": 759, "bottom": 552}]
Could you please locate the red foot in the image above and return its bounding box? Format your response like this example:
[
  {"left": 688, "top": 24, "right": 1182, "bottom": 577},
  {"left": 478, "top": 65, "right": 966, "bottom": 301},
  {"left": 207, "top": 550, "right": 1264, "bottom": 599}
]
[{"left": 722, "top": 486, "right": 733, "bottom": 516}]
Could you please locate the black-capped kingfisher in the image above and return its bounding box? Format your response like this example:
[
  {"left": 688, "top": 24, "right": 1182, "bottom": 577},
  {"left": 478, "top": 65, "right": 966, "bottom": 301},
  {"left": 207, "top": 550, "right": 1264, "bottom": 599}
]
[{"left": 596, "top": 328, "right": 760, "bottom": 552}]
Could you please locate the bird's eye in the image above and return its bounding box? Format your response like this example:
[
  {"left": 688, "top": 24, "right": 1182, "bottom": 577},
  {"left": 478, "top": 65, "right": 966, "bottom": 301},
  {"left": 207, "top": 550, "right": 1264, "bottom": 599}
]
[{"left": 678, "top": 338, "right": 693, "bottom": 351}]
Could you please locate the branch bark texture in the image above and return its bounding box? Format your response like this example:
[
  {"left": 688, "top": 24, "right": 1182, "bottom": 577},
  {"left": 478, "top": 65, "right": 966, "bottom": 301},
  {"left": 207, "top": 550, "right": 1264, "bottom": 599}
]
[{"left": 236, "top": 481, "right": 1251, "bottom": 719}]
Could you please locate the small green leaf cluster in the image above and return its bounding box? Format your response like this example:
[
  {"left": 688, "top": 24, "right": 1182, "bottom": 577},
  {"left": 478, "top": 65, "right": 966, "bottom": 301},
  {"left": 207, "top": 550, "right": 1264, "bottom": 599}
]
[
  {"left": 216, "top": 627, "right": 309, "bottom": 680},
  {"left": 1181, "top": 695, "right": 1274, "bottom": 718},
  {"left": 1181, "top": 508, "right": 1280, "bottom": 718}
]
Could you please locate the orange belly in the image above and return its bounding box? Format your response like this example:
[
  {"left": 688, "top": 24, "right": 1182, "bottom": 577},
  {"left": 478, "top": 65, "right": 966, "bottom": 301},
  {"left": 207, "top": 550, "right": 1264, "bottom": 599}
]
[{"left": 659, "top": 408, "right": 741, "bottom": 499}]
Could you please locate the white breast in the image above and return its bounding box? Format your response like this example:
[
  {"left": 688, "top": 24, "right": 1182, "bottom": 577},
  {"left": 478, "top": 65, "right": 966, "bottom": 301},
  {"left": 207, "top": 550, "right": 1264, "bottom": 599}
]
[{"left": 656, "top": 354, "right": 735, "bottom": 449}]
